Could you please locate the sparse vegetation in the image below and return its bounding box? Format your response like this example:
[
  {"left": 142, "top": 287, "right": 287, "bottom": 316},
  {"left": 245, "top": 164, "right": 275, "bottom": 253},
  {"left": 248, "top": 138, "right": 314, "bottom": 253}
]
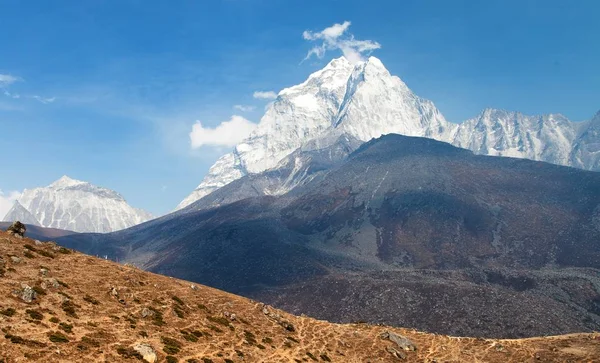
[
  {"left": 197, "top": 303, "right": 209, "bottom": 312},
  {"left": 57, "top": 247, "right": 72, "bottom": 254},
  {"left": 172, "top": 295, "right": 185, "bottom": 305},
  {"left": 59, "top": 322, "right": 73, "bottom": 333},
  {"left": 61, "top": 300, "right": 78, "bottom": 317},
  {"left": 161, "top": 336, "right": 182, "bottom": 354},
  {"left": 24, "top": 250, "right": 35, "bottom": 258},
  {"left": 286, "top": 336, "right": 299, "bottom": 343},
  {"left": 166, "top": 357, "right": 178, "bottom": 363},
  {"left": 26, "top": 309, "right": 43, "bottom": 320},
  {"left": 174, "top": 306, "right": 185, "bottom": 318},
  {"left": 207, "top": 324, "right": 223, "bottom": 333},
  {"left": 0, "top": 307, "right": 16, "bottom": 316},
  {"left": 139, "top": 330, "right": 148, "bottom": 338},
  {"left": 149, "top": 307, "right": 165, "bottom": 326},
  {"left": 4, "top": 333, "right": 46, "bottom": 347},
  {"left": 320, "top": 353, "right": 332, "bottom": 362},
  {"left": 181, "top": 330, "right": 199, "bottom": 342},
  {"left": 201, "top": 359, "right": 213, "bottom": 363},
  {"left": 83, "top": 294, "right": 99, "bottom": 305},
  {"left": 244, "top": 330, "right": 257, "bottom": 345},
  {"left": 80, "top": 336, "right": 100, "bottom": 347},
  {"left": 49, "top": 316, "right": 60, "bottom": 323},
  {"left": 262, "top": 337, "right": 273, "bottom": 344},
  {"left": 48, "top": 332, "right": 70, "bottom": 343},
  {"left": 32, "top": 285, "right": 46, "bottom": 296},
  {"left": 116, "top": 346, "right": 144, "bottom": 360},
  {"left": 306, "top": 352, "right": 318, "bottom": 361},
  {"left": 207, "top": 315, "right": 230, "bottom": 327},
  {"left": 56, "top": 279, "right": 69, "bottom": 288}
]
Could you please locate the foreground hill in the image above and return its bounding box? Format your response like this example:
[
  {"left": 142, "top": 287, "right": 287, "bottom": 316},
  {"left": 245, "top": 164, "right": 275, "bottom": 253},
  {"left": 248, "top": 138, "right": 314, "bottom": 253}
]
[
  {"left": 58, "top": 134, "right": 600, "bottom": 337},
  {"left": 1, "top": 231, "right": 599, "bottom": 362}
]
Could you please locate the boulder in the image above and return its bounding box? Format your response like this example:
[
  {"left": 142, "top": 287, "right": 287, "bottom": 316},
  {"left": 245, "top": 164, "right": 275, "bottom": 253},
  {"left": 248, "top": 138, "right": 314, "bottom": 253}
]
[
  {"left": 381, "top": 331, "right": 417, "bottom": 351},
  {"left": 19, "top": 284, "right": 37, "bottom": 303},
  {"left": 6, "top": 221, "right": 26, "bottom": 238},
  {"left": 133, "top": 343, "right": 157, "bottom": 363}
]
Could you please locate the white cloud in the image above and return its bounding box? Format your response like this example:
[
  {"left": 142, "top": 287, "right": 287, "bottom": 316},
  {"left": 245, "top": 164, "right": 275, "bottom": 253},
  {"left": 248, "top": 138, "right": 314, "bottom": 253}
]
[
  {"left": 253, "top": 91, "right": 277, "bottom": 100},
  {"left": 30, "top": 95, "right": 56, "bottom": 104},
  {"left": 0, "top": 189, "right": 21, "bottom": 220},
  {"left": 0, "top": 74, "right": 21, "bottom": 87},
  {"left": 234, "top": 104, "right": 256, "bottom": 112},
  {"left": 190, "top": 115, "right": 257, "bottom": 148},
  {"left": 303, "top": 21, "right": 381, "bottom": 64}
]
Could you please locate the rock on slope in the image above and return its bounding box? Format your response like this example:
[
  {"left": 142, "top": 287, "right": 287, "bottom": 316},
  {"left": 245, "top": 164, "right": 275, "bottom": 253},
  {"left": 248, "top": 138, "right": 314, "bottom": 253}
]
[
  {"left": 1, "top": 230, "right": 599, "bottom": 362},
  {"left": 3, "top": 176, "right": 153, "bottom": 233},
  {"left": 177, "top": 56, "right": 600, "bottom": 210}
]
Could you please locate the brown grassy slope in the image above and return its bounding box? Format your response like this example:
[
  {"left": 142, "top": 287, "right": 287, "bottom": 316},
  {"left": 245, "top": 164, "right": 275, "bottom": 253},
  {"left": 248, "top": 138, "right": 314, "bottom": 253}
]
[{"left": 0, "top": 230, "right": 598, "bottom": 363}]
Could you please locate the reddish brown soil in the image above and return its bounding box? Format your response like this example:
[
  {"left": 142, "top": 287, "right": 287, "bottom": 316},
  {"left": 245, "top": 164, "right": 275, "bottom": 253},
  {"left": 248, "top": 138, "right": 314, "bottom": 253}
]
[{"left": 0, "top": 230, "right": 598, "bottom": 362}]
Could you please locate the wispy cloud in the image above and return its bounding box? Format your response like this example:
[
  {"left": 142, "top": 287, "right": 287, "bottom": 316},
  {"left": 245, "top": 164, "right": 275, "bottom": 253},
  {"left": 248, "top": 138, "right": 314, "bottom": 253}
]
[
  {"left": 0, "top": 189, "right": 21, "bottom": 220},
  {"left": 0, "top": 74, "right": 56, "bottom": 104},
  {"left": 189, "top": 115, "right": 257, "bottom": 148},
  {"left": 253, "top": 91, "right": 277, "bottom": 100},
  {"left": 303, "top": 21, "right": 381, "bottom": 64},
  {"left": 0, "top": 74, "right": 21, "bottom": 87},
  {"left": 234, "top": 104, "right": 256, "bottom": 112}
]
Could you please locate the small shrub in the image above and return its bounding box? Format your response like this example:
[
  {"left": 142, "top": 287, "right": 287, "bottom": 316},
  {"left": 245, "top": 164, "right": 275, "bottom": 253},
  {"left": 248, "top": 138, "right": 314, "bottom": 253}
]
[
  {"left": 181, "top": 331, "right": 198, "bottom": 342},
  {"left": 235, "top": 349, "right": 244, "bottom": 357},
  {"left": 57, "top": 247, "right": 72, "bottom": 254},
  {"left": 139, "top": 331, "right": 148, "bottom": 338},
  {"left": 56, "top": 279, "right": 69, "bottom": 288},
  {"left": 174, "top": 307, "right": 185, "bottom": 319},
  {"left": 0, "top": 308, "right": 16, "bottom": 317},
  {"left": 244, "top": 330, "right": 257, "bottom": 345},
  {"left": 5, "top": 333, "right": 46, "bottom": 347},
  {"left": 83, "top": 295, "right": 99, "bottom": 305},
  {"left": 61, "top": 301, "right": 77, "bottom": 318},
  {"left": 197, "top": 304, "right": 209, "bottom": 311},
  {"left": 224, "top": 360, "right": 234, "bottom": 363},
  {"left": 257, "top": 344, "right": 266, "bottom": 350},
  {"left": 172, "top": 296, "right": 185, "bottom": 305},
  {"left": 207, "top": 325, "right": 222, "bottom": 333},
  {"left": 59, "top": 322, "right": 73, "bottom": 333},
  {"left": 23, "top": 251, "right": 35, "bottom": 259},
  {"left": 166, "top": 357, "right": 178, "bottom": 363},
  {"left": 48, "top": 332, "right": 69, "bottom": 343},
  {"left": 58, "top": 291, "right": 72, "bottom": 299},
  {"left": 32, "top": 285, "right": 46, "bottom": 296},
  {"left": 116, "top": 346, "right": 144, "bottom": 360},
  {"left": 187, "top": 359, "right": 199, "bottom": 363},
  {"left": 149, "top": 307, "right": 165, "bottom": 326},
  {"left": 191, "top": 330, "right": 203, "bottom": 337},
  {"left": 161, "top": 336, "right": 182, "bottom": 354},
  {"left": 24, "top": 244, "right": 37, "bottom": 251},
  {"left": 262, "top": 337, "right": 273, "bottom": 344},
  {"left": 36, "top": 249, "right": 55, "bottom": 258},
  {"left": 80, "top": 336, "right": 100, "bottom": 347},
  {"left": 49, "top": 317, "right": 60, "bottom": 323},
  {"left": 26, "top": 309, "right": 43, "bottom": 320},
  {"left": 201, "top": 359, "right": 213, "bottom": 363},
  {"left": 286, "top": 336, "right": 299, "bottom": 343},
  {"left": 320, "top": 354, "right": 332, "bottom": 362},
  {"left": 306, "top": 352, "right": 318, "bottom": 361},
  {"left": 207, "top": 315, "right": 231, "bottom": 327}
]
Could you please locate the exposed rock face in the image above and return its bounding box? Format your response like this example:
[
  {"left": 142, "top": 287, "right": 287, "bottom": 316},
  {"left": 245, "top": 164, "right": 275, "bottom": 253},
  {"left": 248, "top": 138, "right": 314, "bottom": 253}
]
[
  {"left": 6, "top": 221, "right": 26, "bottom": 237},
  {"left": 381, "top": 331, "right": 417, "bottom": 351}
]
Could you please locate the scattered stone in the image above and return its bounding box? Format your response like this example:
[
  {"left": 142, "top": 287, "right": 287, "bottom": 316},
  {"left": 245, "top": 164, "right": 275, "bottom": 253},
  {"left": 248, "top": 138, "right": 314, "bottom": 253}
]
[
  {"left": 190, "top": 284, "right": 198, "bottom": 290},
  {"left": 133, "top": 343, "right": 157, "bottom": 363},
  {"left": 40, "top": 268, "right": 49, "bottom": 276},
  {"left": 110, "top": 287, "right": 119, "bottom": 297},
  {"left": 381, "top": 331, "right": 417, "bottom": 351},
  {"left": 47, "top": 278, "right": 60, "bottom": 288},
  {"left": 141, "top": 307, "right": 155, "bottom": 318},
  {"left": 34, "top": 240, "right": 43, "bottom": 246},
  {"left": 386, "top": 347, "right": 407, "bottom": 360},
  {"left": 7, "top": 221, "right": 26, "bottom": 238},
  {"left": 19, "top": 284, "right": 37, "bottom": 303},
  {"left": 10, "top": 256, "right": 21, "bottom": 264}
]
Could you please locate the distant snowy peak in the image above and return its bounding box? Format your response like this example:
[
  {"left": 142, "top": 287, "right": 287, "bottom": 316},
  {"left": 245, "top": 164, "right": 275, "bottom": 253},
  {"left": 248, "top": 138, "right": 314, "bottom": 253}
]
[
  {"left": 452, "top": 108, "right": 576, "bottom": 165},
  {"left": 4, "top": 176, "right": 153, "bottom": 233},
  {"left": 4, "top": 201, "right": 41, "bottom": 226},
  {"left": 176, "top": 56, "right": 451, "bottom": 210}
]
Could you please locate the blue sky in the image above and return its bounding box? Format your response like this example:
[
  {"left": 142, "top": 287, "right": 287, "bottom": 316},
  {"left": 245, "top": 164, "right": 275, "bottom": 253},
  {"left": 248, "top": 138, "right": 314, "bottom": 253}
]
[{"left": 1, "top": 0, "right": 599, "bottom": 216}]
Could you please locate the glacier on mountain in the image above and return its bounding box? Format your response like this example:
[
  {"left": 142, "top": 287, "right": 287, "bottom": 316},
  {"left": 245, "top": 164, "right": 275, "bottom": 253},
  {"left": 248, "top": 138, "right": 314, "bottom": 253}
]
[
  {"left": 178, "top": 56, "right": 599, "bottom": 210},
  {"left": 3, "top": 176, "right": 153, "bottom": 233}
]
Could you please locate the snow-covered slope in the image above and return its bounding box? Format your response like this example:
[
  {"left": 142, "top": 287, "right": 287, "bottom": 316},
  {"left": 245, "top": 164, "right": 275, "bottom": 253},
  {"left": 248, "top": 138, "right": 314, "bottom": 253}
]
[
  {"left": 3, "top": 176, "right": 153, "bottom": 233},
  {"left": 451, "top": 108, "right": 576, "bottom": 164},
  {"left": 178, "top": 56, "right": 599, "bottom": 210},
  {"left": 3, "top": 201, "right": 41, "bottom": 226},
  {"left": 177, "top": 56, "right": 453, "bottom": 210}
]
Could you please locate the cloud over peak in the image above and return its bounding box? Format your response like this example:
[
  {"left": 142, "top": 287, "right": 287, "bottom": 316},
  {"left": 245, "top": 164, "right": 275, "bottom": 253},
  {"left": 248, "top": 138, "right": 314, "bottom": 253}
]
[
  {"left": 303, "top": 21, "right": 381, "bottom": 64},
  {"left": 253, "top": 91, "right": 277, "bottom": 100},
  {"left": 190, "top": 115, "right": 257, "bottom": 149},
  {"left": 0, "top": 189, "right": 21, "bottom": 220}
]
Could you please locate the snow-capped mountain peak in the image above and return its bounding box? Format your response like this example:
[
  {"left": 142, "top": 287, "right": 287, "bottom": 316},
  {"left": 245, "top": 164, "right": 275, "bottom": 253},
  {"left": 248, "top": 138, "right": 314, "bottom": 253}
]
[
  {"left": 177, "top": 57, "right": 600, "bottom": 212},
  {"left": 3, "top": 176, "right": 153, "bottom": 233}
]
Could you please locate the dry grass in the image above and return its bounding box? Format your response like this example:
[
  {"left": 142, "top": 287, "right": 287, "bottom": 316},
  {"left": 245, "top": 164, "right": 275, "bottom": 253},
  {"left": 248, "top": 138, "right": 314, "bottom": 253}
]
[{"left": 0, "top": 230, "right": 598, "bottom": 362}]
